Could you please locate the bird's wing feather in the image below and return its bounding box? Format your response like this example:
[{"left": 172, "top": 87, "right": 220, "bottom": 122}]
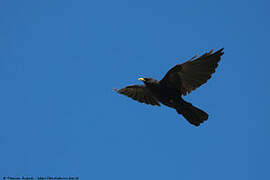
[
  {"left": 160, "top": 48, "right": 224, "bottom": 95},
  {"left": 115, "top": 85, "right": 160, "bottom": 106}
]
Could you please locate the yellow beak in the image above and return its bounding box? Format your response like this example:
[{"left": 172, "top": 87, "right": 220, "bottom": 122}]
[{"left": 138, "top": 78, "right": 145, "bottom": 82}]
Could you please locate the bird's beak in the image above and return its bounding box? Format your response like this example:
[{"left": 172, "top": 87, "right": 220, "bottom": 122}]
[{"left": 138, "top": 78, "right": 145, "bottom": 82}]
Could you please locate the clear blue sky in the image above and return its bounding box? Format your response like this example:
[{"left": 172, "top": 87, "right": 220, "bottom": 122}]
[{"left": 0, "top": 0, "right": 269, "bottom": 179}]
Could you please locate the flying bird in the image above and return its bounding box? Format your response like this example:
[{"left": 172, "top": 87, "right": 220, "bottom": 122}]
[{"left": 114, "top": 48, "right": 224, "bottom": 126}]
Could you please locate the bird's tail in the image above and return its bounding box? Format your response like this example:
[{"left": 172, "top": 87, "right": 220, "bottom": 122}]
[{"left": 176, "top": 101, "right": 208, "bottom": 126}]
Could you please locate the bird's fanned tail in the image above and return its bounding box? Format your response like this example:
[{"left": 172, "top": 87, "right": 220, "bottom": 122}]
[{"left": 176, "top": 102, "right": 209, "bottom": 126}]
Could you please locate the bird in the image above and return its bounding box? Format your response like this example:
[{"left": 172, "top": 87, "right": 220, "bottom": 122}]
[{"left": 114, "top": 48, "right": 224, "bottom": 126}]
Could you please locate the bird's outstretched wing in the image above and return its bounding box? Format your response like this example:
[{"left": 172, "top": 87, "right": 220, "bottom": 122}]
[
  {"left": 114, "top": 85, "right": 160, "bottom": 106},
  {"left": 160, "top": 48, "right": 224, "bottom": 95}
]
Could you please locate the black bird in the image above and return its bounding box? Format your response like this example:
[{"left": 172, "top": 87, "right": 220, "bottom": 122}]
[{"left": 114, "top": 48, "right": 224, "bottom": 126}]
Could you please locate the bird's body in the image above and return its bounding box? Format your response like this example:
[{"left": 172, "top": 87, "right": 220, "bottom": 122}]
[
  {"left": 115, "top": 48, "right": 224, "bottom": 126},
  {"left": 143, "top": 79, "right": 181, "bottom": 108}
]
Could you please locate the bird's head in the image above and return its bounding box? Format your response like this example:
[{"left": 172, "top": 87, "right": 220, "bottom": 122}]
[{"left": 138, "top": 77, "right": 158, "bottom": 86}]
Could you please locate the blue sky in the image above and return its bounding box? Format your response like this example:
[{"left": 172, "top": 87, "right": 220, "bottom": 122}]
[{"left": 0, "top": 0, "right": 269, "bottom": 179}]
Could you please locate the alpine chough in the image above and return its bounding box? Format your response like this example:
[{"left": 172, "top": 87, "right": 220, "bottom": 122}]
[{"left": 114, "top": 48, "right": 224, "bottom": 126}]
